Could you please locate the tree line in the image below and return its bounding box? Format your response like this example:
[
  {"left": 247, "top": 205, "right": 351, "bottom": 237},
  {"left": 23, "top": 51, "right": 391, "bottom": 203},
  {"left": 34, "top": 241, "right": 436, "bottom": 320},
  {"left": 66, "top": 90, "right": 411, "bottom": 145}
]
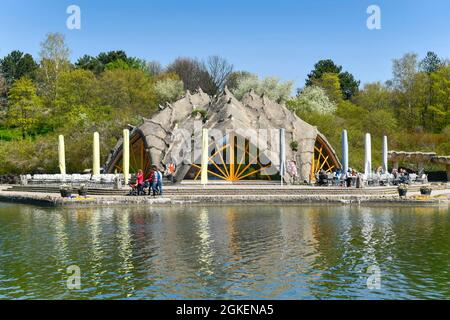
[{"left": 0, "top": 32, "right": 449, "bottom": 174}]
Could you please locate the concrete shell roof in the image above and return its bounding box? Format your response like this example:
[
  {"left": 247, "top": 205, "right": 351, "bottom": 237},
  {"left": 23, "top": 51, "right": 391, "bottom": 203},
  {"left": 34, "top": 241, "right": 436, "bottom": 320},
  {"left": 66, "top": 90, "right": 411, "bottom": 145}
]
[{"left": 105, "top": 87, "right": 340, "bottom": 180}]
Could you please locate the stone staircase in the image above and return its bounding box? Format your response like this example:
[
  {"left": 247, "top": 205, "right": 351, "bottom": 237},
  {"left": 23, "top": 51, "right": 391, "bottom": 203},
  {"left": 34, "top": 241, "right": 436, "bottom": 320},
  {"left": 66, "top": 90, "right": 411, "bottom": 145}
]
[{"left": 4, "top": 184, "right": 439, "bottom": 197}]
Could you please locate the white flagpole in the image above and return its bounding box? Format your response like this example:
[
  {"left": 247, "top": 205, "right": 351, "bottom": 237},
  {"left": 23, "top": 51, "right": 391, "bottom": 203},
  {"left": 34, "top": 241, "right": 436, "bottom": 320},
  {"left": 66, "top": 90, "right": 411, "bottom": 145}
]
[
  {"left": 280, "top": 128, "right": 286, "bottom": 186},
  {"left": 364, "top": 133, "right": 372, "bottom": 178},
  {"left": 123, "top": 129, "right": 130, "bottom": 185},
  {"left": 342, "top": 130, "right": 349, "bottom": 174},
  {"left": 201, "top": 128, "right": 209, "bottom": 186},
  {"left": 382, "top": 135, "right": 388, "bottom": 174},
  {"left": 58, "top": 135, "right": 66, "bottom": 180}
]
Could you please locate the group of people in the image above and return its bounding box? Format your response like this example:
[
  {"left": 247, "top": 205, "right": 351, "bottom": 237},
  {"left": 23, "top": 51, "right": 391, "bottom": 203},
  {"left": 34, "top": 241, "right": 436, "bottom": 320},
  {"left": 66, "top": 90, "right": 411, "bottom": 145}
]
[
  {"left": 391, "top": 168, "right": 411, "bottom": 184},
  {"left": 130, "top": 163, "right": 175, "bottom": 196},
  {"left": 315, "top": 166, "right": 423, "bottom": 187},
  {"left": 316, "top": 168, "right": 364, "bottom": 188}
]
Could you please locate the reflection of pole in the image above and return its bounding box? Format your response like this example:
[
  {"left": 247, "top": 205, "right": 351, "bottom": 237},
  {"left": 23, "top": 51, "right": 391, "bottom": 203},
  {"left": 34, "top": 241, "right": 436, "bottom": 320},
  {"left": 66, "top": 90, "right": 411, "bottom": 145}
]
[
  {"left": 123, "top": 129, "right": 130, "bottom": 185},
  {"left": 93, "top": 132, "right": 101, "bottom": 177},
  {"left": 342, "top": 130, "right": 349, "bottom": 173},
  {"left": 382, "top": 135, "right": 388, "bottom": 173},
  {"left": 280, "top": 128, "right": 286, "bottom": 186},
  {"left": 201, "top": 128, "right": 209, "bottom": 185},
  {"left": 58, "top": 135, "right": 66, "bottom": 179},
  {"left": 364, "top": 133, "right": 372, "bottom": 177}
]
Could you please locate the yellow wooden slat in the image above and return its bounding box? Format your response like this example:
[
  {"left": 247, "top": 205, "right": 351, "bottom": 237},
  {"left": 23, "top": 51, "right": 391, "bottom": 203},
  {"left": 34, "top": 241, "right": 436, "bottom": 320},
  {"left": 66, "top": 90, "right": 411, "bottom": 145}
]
[
  {"left": 318, "top": 155, "right": 330, "bottom": 171},
  {"left": 237, "top": 165, "right": 272, "bottom": 180},
  {"left": 214, "top": 143, "right": 230, "bottom": 178},
  {"left": 235, "top": 152, "right": 260, "bottom": 179},
  {"left": 192, "top": 163, "right": 229, "bottom": 181}
]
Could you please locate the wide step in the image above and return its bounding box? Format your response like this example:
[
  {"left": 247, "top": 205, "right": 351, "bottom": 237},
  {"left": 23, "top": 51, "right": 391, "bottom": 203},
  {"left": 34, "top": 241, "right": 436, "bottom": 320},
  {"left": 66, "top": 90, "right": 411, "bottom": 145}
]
[{"left": 4, "top": 184, "right": 432, "bottom": 197}]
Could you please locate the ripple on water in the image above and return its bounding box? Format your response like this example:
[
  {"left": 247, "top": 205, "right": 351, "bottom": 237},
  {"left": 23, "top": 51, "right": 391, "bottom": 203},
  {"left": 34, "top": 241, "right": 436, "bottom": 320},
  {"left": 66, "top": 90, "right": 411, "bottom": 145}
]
[{"left": 0, "top": 204, "right": 449, "bottom": 299}]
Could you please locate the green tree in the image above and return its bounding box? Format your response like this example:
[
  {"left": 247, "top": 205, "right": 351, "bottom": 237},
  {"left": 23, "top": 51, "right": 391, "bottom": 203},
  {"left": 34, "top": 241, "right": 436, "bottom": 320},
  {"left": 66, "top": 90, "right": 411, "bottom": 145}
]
[
  {"left": 0, "top": 74, "right": 7, "bottom": 122},
  {"left": 105, "top": 59, "right": 134, "bottom": 71},
  {"left": 75, "top": 55, "right": 104, "bottom": 74},
  {"left": 38, "top": 33, "right": 72, "bottom": 104},
  {"left": 419, "top": 52, "right": 445, "bottom": 127},
  {"left": 353, "top": 82, "right": 392, "bottom": 111},
  {"left": 0, "top": 50, "right": 38, "bottom": 86},
  {"left": 391, "top": 53, "right": 421, "bottom": 128},
  {"left": 97, "top": 50, "right": 129, "bottom": 65},
  {"left": 392, "top": 53, "right": 418, "bottom": 92},
  {"left": 306, "top": 59, "right": 342, "bottom": 83},
  {"left": 99, "top": 69, "right": 157, "bottom": 120},
  {"left": 0, "top": 73, "right": 6, "bottom": 106},
  {"left": 311, "top": 73, "right": 343, "bottom": 103},
  {"left": 430, "top": 65, "right": 450, "bottom": 132},
  {"left": 54, "top": 69, "right": 100, "bottom": 128},
  {"left": 338, "top": 71, "right": 360, "bottom": 100},
  {"left": 419, "top": 51, "right": 443, "bottom": 74},
  {"left": 306, "top": 59, "right": 360, "bottom": 99},
  {"left": 76, "top": 51, "right": 146, "bottom": 74},
  {"left": 362, "top": 109, "right": 398, "bottom": 137},
  {"left": 7, "top": 77, "right": 43, "bottom": 139}
]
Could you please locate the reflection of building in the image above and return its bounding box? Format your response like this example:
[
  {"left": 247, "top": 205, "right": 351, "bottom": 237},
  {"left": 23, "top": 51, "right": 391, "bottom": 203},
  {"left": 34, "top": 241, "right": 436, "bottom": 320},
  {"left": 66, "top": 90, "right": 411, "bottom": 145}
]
[{"left": 105, "top": 88, "right": 340, "bottom": 182}]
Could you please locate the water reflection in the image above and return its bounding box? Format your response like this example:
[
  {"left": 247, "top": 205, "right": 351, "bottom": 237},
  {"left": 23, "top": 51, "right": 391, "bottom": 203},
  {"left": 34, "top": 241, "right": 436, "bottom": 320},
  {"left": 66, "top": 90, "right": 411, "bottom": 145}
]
[{"left": 0, "top": 203, "right": 448, "bottom": 299}]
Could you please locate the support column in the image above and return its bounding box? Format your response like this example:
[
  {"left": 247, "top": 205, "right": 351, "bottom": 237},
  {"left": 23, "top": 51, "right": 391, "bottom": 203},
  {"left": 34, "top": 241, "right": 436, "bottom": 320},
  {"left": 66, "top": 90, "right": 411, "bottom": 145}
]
[
  {"left": 123, "top": 129, "right": 130, "bottom": 185},
  {"left": 364, "top": 133, "right": 372, "bottom": 177},
  {"left": 93, "top": 132, "right": 101, "bottom": 177},
  {"left": 393, "top": 161, "right": 399, "bottom": 170},
  {"left": 382, "top": 135, "right": 388, "bottom": 173},
  {"left": 201, "top": 128, "right": 209, "bottom": 185},
  {"left": 342, "top": 130, "right": 349, "bottom": 173},
  {"left": 280, "top": 128, "right": 286, "bottom": 185},
  {"left": 418, "top": 162, "right": 424, "bottom": 174},
  {"left": 58, "top": 135, "right": 66, "bottom": 177}
]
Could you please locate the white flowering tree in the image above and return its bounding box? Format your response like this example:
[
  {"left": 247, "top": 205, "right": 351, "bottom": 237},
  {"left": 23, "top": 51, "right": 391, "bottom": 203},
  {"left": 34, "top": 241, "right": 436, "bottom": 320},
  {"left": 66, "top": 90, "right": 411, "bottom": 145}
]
[
  {"left": 231, "top": 73, "right": 293, "bottom": 103},
  {"left": 287, "top": 85, "right": 336, "bottom": 114},
  {"left": 154, "top": 78, "right": 184, "bottom": 103}
]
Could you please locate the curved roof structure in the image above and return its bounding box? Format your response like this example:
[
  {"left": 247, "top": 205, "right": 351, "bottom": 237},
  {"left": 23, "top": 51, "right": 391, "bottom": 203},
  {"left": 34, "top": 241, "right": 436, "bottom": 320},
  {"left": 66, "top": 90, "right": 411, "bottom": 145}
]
[{"left": 105, "top": 88, "right": 341, "bottom": 182}]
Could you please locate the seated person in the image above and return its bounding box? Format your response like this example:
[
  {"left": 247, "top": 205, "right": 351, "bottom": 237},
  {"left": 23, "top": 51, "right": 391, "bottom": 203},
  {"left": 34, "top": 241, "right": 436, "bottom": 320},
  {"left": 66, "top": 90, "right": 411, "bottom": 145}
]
[{"left": 318, "top": 169, "right": 328, "bottom": 186}]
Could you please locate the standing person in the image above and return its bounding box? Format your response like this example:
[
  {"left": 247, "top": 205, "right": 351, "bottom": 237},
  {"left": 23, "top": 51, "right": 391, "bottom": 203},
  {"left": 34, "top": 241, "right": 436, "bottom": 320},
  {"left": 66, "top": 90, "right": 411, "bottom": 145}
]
[
  {"left": 287, "top": 160, "right": 298, "bottom": 185},
  {"left": 156, "top": 167, "right": 163, "bottom": 196},
  {"left": 151, "top": 165, "right": 163, "bottom": 196},
  {"left": 136, "top": 169, "right": 145, "bottom": 195},
  {"left": 144, "top": 168, "right": 155, "bottom": 195},
  {"left": 167, "top": 162, "right": 176, "bottom": 184}
]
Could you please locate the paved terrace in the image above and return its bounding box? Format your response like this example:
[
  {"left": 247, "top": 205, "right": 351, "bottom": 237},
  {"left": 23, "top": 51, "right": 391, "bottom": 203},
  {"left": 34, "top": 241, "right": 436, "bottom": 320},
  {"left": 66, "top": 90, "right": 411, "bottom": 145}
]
[{"left": 0, "top": 184, "right": 449, "bottom": 207}]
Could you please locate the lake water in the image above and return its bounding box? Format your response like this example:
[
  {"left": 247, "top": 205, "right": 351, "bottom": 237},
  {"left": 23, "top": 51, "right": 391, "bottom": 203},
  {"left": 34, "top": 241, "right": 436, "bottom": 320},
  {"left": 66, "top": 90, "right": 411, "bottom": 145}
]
[{"left": 0, "top": 203, "right": 448, "bottom": 300}]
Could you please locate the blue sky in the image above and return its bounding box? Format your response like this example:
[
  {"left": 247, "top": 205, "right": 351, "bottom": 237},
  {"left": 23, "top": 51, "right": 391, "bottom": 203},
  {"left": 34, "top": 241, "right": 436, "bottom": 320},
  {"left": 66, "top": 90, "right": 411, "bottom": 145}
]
[{"left": 1, "top": 0, "right": 449, "bottom": 89}]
